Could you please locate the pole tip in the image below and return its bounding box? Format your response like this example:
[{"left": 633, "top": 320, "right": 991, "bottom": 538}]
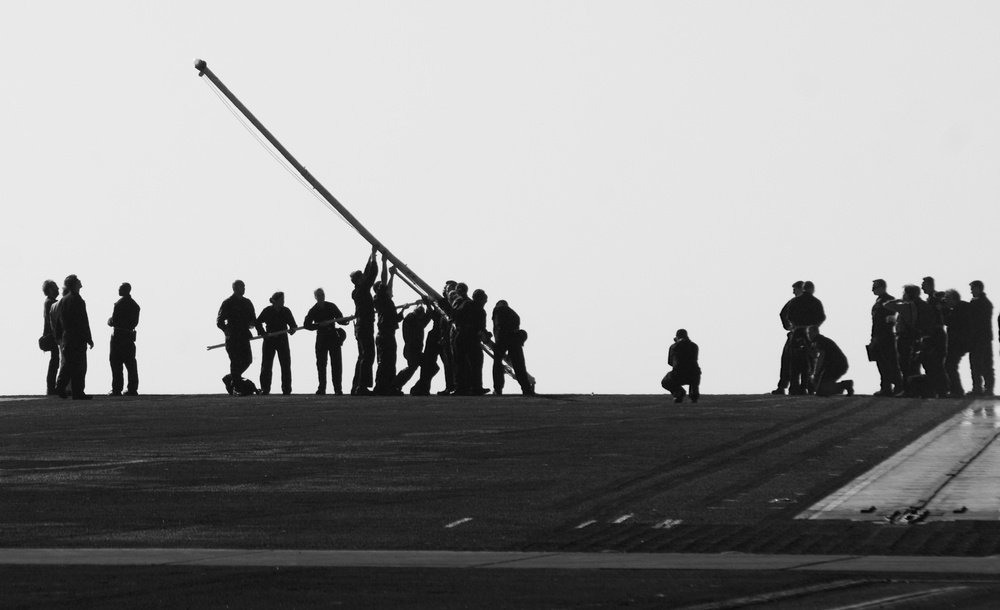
[{"left": 194, "top": 59, "right": 207, "bottom": 73}]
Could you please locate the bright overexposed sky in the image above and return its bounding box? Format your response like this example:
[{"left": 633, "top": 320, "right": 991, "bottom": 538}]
[{"left": 3, "top": 1, "right": 999, "bottom": 396}]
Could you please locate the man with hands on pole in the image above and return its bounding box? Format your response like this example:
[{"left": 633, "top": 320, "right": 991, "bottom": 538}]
[
  {"left": 217, "top": 279, "right": 264, "bottom": 395},
  {"left": 256, "top": 291, "right": 297, "bottom": 395},
  {"left": 304, "top": 287, "right": 348, "bottom": 396},
  {"left": 350, "top": 246, "right": 378, "bottom": 396}
]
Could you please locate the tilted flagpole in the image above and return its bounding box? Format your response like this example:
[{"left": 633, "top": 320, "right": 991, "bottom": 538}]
[
  {"left": 194, "top": 59, "right": 533, "bottom": 386},
  {"left": 194, "top": 59, "right": 440, "bottom": 303}
]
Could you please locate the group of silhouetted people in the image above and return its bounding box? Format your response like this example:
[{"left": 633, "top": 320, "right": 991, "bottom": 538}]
[
  {"left": 870, "top": 277, "right": 994, "bottom": 399},
  {"left": 39, "top": 275, "right": 140, "bottom": 399},
  {"left": 762, "top": 277, "right": 996, "bottom": 400},
  {"left": 769, "top": 281, "right": 854, "bottom": 397},
  {"left": 213, "top": 247, "right": 535, "bottom": 397}
]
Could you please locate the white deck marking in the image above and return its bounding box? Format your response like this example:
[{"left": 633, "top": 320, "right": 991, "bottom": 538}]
[
  {"left": 799, "top": 402, "right": 1000, "bottom": 521},
  {"left": 653, "top": 519, "right": 683, "bottom": 529},
  {"left": 612, "top": 514, "right": 633, "bottom": 524},
  {"left": 445, "top": 518, "right": 472, "bottom": 528},
  {"left": 574, "top": 520, "right": 597, "bottom": 529},
  {"left": 0, "top": 397, "right": 43, "bottom": 402}
]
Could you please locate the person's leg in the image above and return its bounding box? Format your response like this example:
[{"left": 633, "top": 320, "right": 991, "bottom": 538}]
[
  {"left": 46, "top": 348, "right": 59, "bottom": 395},
  {"left": 315, "top": 340, "right": 328, "bottom": 394},
  {"left": 259, "top": 342, "right": 275, "bottom": 394},
  {"left": 277, "top": 340, "right": 292, "bottom": 394},
  {"left": 109, "top": 341, "right": 124, "bottom": 395},
  {"left": 492, "top": 344, "right": 508, "bottom": 394}
]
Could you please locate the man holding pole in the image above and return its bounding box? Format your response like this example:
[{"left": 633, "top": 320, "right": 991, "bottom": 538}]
[
  {"left": 350, "top": 247, "right": 378, "bottom": 396},
  {"left": 256, "top": 291, "right": 297, "bottom": 395},
  {"left": 217, "top": 280, "right": 263, "bottom": 395},
  {"left": 373, "top": 259, "right": 406, "bottom": 396},
  {"left": 304, "top": 287, "right": 347, "bottom": 395}
]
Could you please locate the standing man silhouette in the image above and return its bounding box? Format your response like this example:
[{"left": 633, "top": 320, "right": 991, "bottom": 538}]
[
  {"left": 304, "top": 288, "right": 347, "bottom": 395},
  {"left": 107, "top": 282, "right": 140, "bottom": 396},
  {"left": 256, "top": 291, "right": 297, "bottom": 395},
  {"left": 217, "top": 280, "right": 263, "bottom": 395},
  {"left": 41, "top": 279, "right": 60, "bottom": 396},
  {"left": 968, "top": 280, "right": 995, "bottom": 396},
  {"left": 53, "top": 275, "right": 94, "bottom": 400},
  {"left": 870, "top": 279, "right": 900, "bottom": 397}
]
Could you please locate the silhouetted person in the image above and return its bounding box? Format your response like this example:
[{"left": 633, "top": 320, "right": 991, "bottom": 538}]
[
  {"left": 491, "top": 300, "right": 534, "bottom": 396},
  {"left": 394, "top": 304, "right": 430, "bottom": 393},
  {"left": 921, "top": 277, "right": 946, "bottom": 326},
  {"left": 884, "top": 284, "right": 935, "bottom": 397},
  {"left": 373, "top": 259, "right": 405, "bottom": 396},
  {"left": 783, "top": 280, "right": 825, "bottom": 395},
  {"left": 662, "top": 329, "right": 701, "bottom": 403},
  {"left": 922, "top": 291, "right": 951, "bottom": 398},
  {"left": 919, "top": 277, "right": 950, "bottom": 397},
  {"left": 40, "top": 280, "right": 60, "bottom": 395},
  {"left": 217, "top": 280, "right": 263, "bottom": 395},
  {"left": 943, "top": 289, "right": 972, "bottom": 398},
  {"left": 350, "top": 246, "right": 378, "bottom": 395},
  {"left": 107, "top": 282, "right": 140, "bottom": 396},
  {"left": 870, "top": 279, "right": 900, "bottom": 396},
  {"left": 450, "top": 283, "right": 472, "bottom": 394},
  {"left": 409, "top": 304, "right": 442, "bottom": 396},
  {"left": 256, "top": 291, "right": 297, "bottom": 395},
  {"left": 772, "top": 281, "right": 804, "bottom": 395},
  {"left": 304, "top": 288, "right": 347, "bottom": 395},
  {"left": 807, "top": 326, "right": 853, "bottom": 396},
  {"left": 433, "top": 281, "right": 458, "bottom": 396},
  {"left": 968, "top": 280, "right": 995, "bottom": 396},
  {"left": 455, "top": 288, "right": 489, "bottom": 395},
  {"left": 53, "top": 275, "right": 94, "bottom": 400}
]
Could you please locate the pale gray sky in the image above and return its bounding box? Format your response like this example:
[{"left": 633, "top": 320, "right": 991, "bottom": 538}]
[{"left": 3, "top": 1, "right": 999, "bottom": 396}]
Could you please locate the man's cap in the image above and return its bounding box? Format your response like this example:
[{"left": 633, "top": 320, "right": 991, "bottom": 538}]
[
  {"left": 675, "top": 329, "right": 688, "bottom": 339},
  {"left": 872, "top": 278, "right": 886, "bottom": 288},
  {"left": 792, "top": 281, "right": 804, "bottom": 288},
  {"left": 922, "top": 276, "right": 935, "bottom": 283},
  {"left": 971, "top": 280, "right": 985, "bottom": 290}
]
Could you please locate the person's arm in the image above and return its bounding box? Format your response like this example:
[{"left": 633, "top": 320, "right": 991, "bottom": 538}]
[
  {"left": 363, "top": 247, "right": 378, "bottom": 288},
  {"left": 286, "top": 308, "right": 298, "bottom": 335},
  {"left": 252, "top": 303, "right": 264, "bottom": 336},
  {"left": 304, "top": 304, "right": 318, "bottom": 330},
  {"left": 217, "top": 300, "right": 228, "bottom": 335},
  {"left": 82, "top": 301, "right": 94, "bottom": 349},
  {"left": 883, "top": 299, "right": 904, "bottom": 313}
]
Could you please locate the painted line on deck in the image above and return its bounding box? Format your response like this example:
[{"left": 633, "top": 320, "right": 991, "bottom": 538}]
[
  {"left": 1, "top": 549, "right": 999, "bottom": 574},
  {"left": 445, "top": 518, "right": 473, "bottom": 529},
  {"left": 653, "top": 519, "right": 683, "bottom": 529},
  {"left": 612, "top": 514, "right": 633, "bottom": 524}
]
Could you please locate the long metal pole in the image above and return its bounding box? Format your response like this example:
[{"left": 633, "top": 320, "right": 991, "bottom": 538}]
[
  {"left": 195, "top": 59, "right": 534, "bottom": 387},
  {"left": 194, "top": 59, "right": 441, "bottom": 303}
]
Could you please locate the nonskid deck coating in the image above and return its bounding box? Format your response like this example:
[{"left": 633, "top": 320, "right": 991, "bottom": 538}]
[{"left": 799, "top": 400, "right": 1000, "bottom": 522}]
